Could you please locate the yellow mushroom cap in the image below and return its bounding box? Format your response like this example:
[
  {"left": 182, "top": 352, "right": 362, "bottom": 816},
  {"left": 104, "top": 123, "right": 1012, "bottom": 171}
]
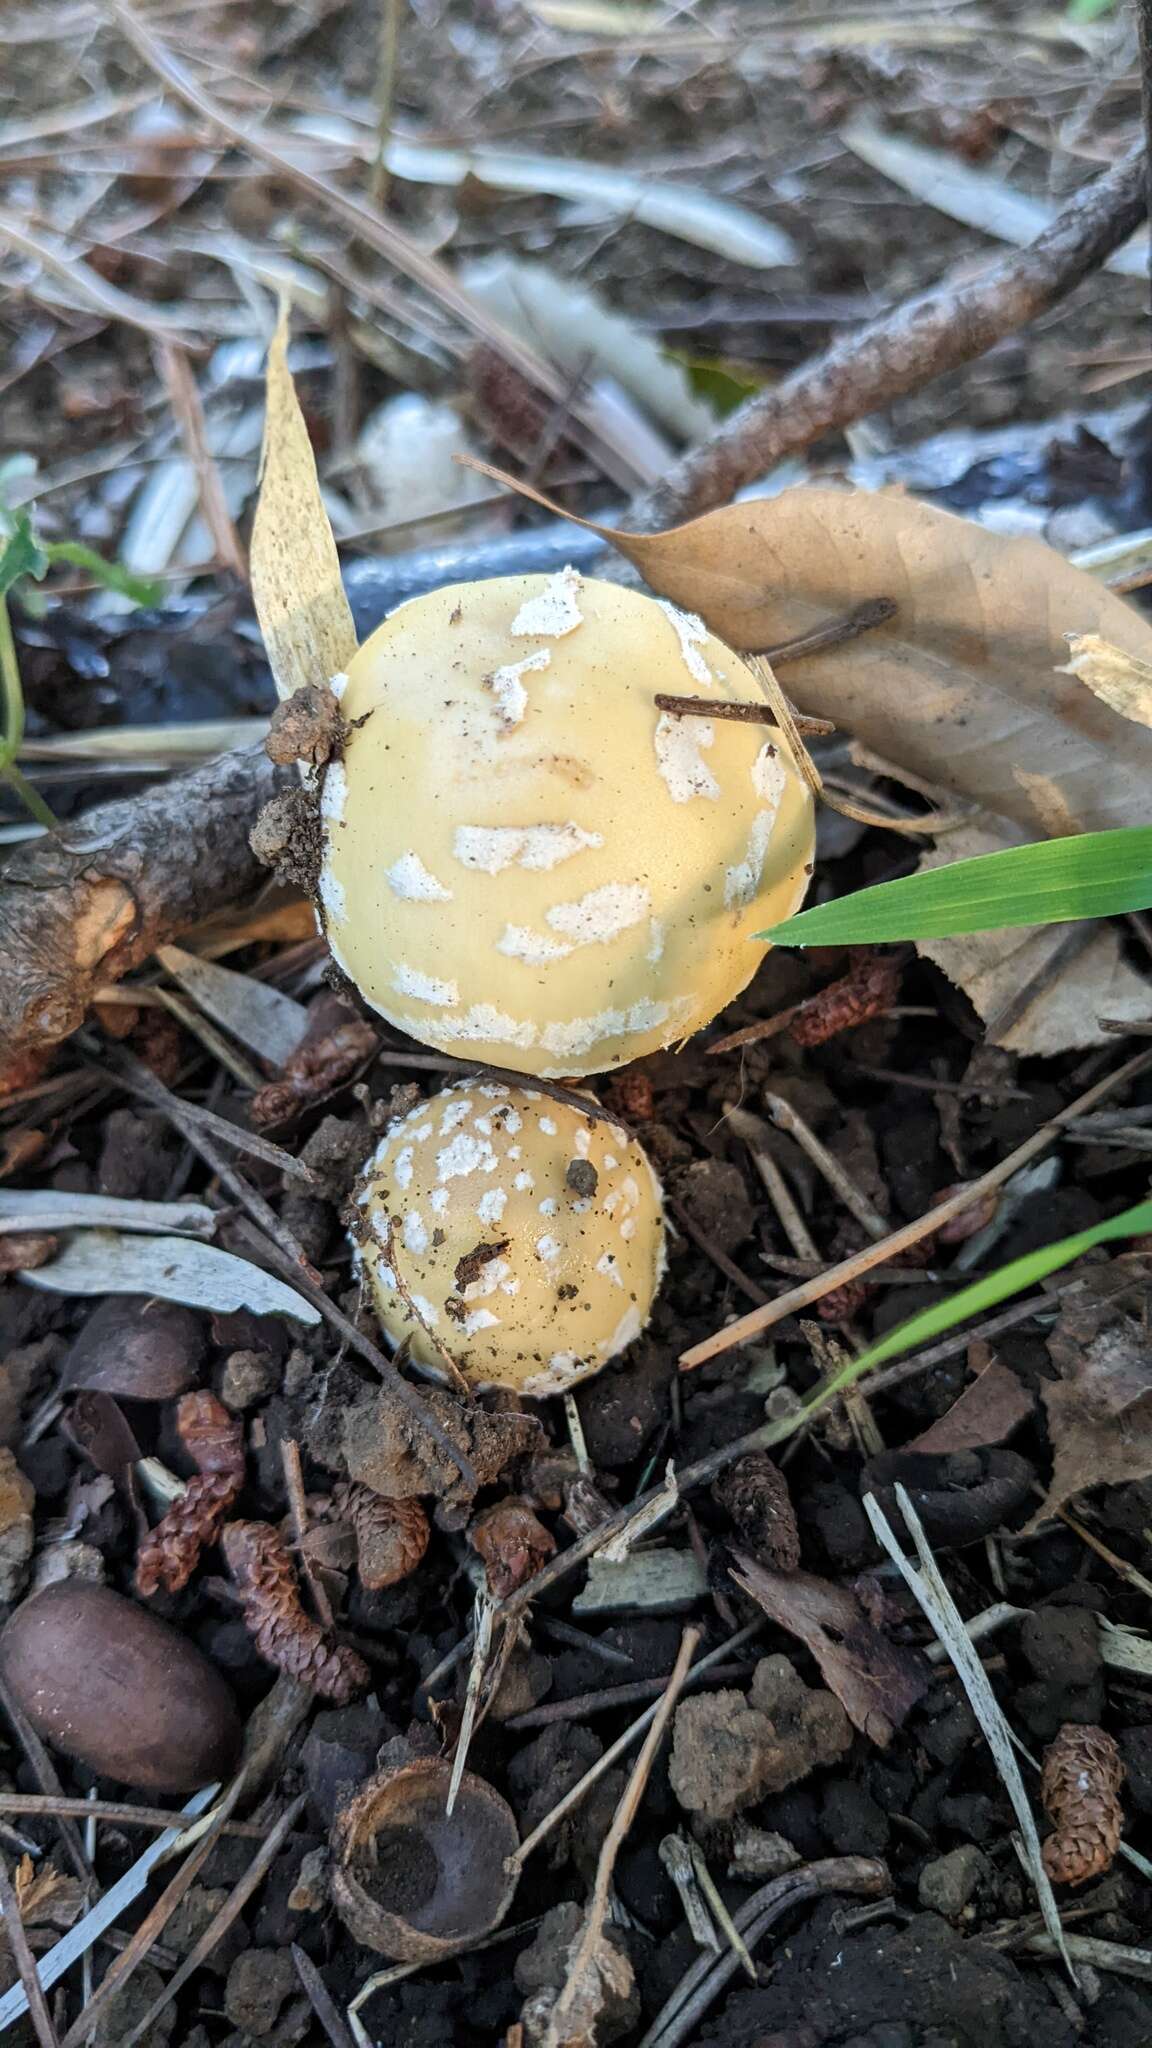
[
  {"left": 352, "top": 1081, "right": 666, "bottom": 1397},
  {"left": 319, "top": 571, "right": 814, "bottom": 1078}
]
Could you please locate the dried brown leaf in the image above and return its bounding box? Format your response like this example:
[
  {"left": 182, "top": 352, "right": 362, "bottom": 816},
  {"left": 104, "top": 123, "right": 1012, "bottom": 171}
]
[
  {"left": 730, "top": 1554, "right": 929, "bottom": 1746},
  {"left": 1061, "top": 632, "right": 1152, "bottom": 730},
  {"left": 907, "top": 1359, "right": 1033, "bottom": 1455},
  {"left": 1032, "top": 1294, "right": 1152, "bottom": 1524},
  {"left": 470, "top": 465, "right": 1152, "bottom": 837},
  {"left": 250, "top": 308, "right": 357, "bottom": 708}
]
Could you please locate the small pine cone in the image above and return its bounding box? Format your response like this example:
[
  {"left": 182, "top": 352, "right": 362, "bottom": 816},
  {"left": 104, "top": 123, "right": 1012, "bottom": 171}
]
[
  {"left": 469, "top": 1496, "right": 557, "bottom": 1599},
  {"left": 713, "top": 1453, "right": 800, "bottom": 1571},
  {"left": 222, "top": 1520, "right": 369, "bottom": 1703},
  {"left": 790, "top": 954, "right": 902, "bottom": 1048},
  {"left": 135, "top": 1393, "right": 245, "bottom": 1596},
  {"left": 331, "top": 1482, "right": 430, "bottom": 1590},
  {"left": 1041, "top": 1723, "right": 1125, "bottom": 1886}
]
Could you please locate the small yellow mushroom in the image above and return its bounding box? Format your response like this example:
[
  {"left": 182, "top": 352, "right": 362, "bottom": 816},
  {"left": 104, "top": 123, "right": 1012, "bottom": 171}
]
[
  {"left": 353, "top": 1081, "right": 666, "bottom": 1396},
  {"left": 319, "top": 571, "right": 814, "bottom": 1078}
]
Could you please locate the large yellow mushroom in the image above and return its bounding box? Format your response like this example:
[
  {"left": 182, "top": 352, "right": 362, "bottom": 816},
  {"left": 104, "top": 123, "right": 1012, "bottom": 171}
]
[
  {"left": 353, "top": 1081, "right": 666, "bottom": 1396},
  {"left": 319, "top": 571, "right": 814, "bottom": 1078}
]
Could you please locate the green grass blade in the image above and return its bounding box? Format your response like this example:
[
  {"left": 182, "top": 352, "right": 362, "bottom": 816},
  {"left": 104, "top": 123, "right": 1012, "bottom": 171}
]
[
  {"left": 756, "top": 1197, "right": 1152, "bottom": 1451},
  {"left": 42, "top": 543, "right": 162, "bottom": 608},
  {"left": 758, "top": 827, "right": 1152, "bottom": 946}
]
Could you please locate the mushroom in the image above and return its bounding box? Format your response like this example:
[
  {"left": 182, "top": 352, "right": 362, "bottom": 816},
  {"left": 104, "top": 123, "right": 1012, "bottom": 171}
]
[
  {"left": 331, "top": 1758, "right": 520, "bottom": 1962},
  {"left": 318, "top": 571, "right": 814, "bottom": 1077},
  {"left": 353, "top": 1080, "right": 665, "bottom": 1396}
]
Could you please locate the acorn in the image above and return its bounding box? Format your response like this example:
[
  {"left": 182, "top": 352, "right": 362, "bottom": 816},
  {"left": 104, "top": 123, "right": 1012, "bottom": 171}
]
[
  {"left": 331, "top": 1758, "right": 519, "bottom": 1961},
  {"left": 0, "top": 1582, "right": 241, "bottom": 1793}
]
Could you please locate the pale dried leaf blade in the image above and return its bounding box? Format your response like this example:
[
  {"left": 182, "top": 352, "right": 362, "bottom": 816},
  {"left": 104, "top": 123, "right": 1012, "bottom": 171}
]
[
  {"left": 250, "top": 309, "right": 357, "bottom": 705},
  {"left": 468, "top": 463, "right": 1152, "bottom": 836},
  {"left": 864, "top": 1486, "right": 1073, "bottom": 1977},
  {"left": 19, "top": 1230, "right": 321, "bottom": 1323},
  {"left": 1061, "top": 633, "right": 1152, "bottom": 730},
  {"left": 156, "top": 944, "right": 308, "bottom": 1068}
]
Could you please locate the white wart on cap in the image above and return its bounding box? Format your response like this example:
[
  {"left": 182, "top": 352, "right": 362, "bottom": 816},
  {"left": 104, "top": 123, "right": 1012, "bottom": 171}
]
[
  {"left": 353, "top": 1082, "right": 666, "bottom": 1396},
  {"left": 319, "top": 571, "right": 814, "bottom": 1078}
]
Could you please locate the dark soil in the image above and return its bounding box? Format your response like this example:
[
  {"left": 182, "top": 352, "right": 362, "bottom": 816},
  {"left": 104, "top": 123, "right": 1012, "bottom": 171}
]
[{"left": 356, "top": 1825, "right": 441, "bottom": 1918}]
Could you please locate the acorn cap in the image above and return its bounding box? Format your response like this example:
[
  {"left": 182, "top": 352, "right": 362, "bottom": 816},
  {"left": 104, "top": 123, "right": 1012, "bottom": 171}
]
[
  {"left": 318, "top": 571, "right": 814, "bottom": 1077},
  {"left": 353, "top": 1080, "right": 666, "bottom": 1397},
  {"left": 330, "top": 1758, "right": 519, "bottom": 1962}
]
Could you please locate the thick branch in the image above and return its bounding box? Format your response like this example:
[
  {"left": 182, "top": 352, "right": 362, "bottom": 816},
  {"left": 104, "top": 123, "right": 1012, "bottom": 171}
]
[
  {"left": 631, "top": 144, "right": 1147, "bottom": 530},
  {"left": 0, "top": 748, "right": 289, "bottom": 1071}
]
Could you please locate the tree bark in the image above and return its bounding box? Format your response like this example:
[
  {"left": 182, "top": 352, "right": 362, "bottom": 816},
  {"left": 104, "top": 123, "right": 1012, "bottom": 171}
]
[{"left": 0, "top": 748, "right": 289, "bottom": 1074}]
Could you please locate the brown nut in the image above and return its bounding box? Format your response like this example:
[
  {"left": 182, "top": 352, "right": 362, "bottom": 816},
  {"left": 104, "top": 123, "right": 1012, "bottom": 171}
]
[
  {"left": 330, "top": 1758, "right": 519, "bottom": 1961},
  {"left": 64, "top": 1296, "right": 206, "bottom": 1401},
  {"left": 0, "top": 1582, "right": 241, "bottom": 1793}
]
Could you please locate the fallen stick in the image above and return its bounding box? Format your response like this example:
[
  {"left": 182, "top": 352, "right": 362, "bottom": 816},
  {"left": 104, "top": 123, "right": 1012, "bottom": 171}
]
[
  {"left": 0, "top": 151, "right": 1144, "bottom": 1072},
  {"left": 631, "top": 142, "right": 1146, "bottom": 529},
  {"left": 0, "top": 747, "right": 288, "bottom": 1076}
]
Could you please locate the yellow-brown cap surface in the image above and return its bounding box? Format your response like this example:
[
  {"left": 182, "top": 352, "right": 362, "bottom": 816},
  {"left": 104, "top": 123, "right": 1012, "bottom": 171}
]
[
  {"left": 353, "top": 1082, "right": 665, "bottom": 1396},
  {"left": 319, "top": 572, "right": 814, "bottom": 1078}
]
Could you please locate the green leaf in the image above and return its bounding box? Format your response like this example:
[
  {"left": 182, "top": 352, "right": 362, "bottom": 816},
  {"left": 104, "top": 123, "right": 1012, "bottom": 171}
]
[
  {"left": 767, "top": 1197, "right": 1152, "bottom": 1447},
  {"left": 0, "top": 515, "right": 49, "bottom": 601},
  {"left": 42, "top": 543, "right": 163, "bottom": 608},
  {"left": 759, "top": 827, "right": 1152, "bottom": 946}
]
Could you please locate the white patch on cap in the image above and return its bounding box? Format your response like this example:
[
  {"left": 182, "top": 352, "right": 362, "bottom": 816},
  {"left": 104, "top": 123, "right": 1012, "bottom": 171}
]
[
  {"left": 317, "top": 861, "right": 347, "bottom": 926},
  {"left": 654, "top": 713, "right": 720, "bottom": 802},
  {"left": 501, "top": 1108, "right": 523, "bottom": 1135},
  {"left": 477, "top": 1186, "right": 508, "bottom": 1226},
  {"left": 430, "top": 1187, "right": 450, "bottom": 1215},
  {"left": 547, "top": 883, "right": 651, "bottom": 948},
  {"left": 486, "top": 647, "right": 551, "bottom": 727},
  {"left": 657, "top": 600, "right": 715, "bottom": 687},
  {"left": 462, "top": 1306, "right": 501, "bottom": 1336},
  {"left": 439, "top": 1097, "right": 474, "bottom": 1134},
  {"left": 514, "top": 1170, "right": 535, "bottom": 1191},
  {"left": 392, "top": 963, "right": 459, "bottom": 1008},
  {"left": 393, "top": 1146, "right": 415, "bottom": 1190},
  {"left": 477, "top": 1083, "right": 510, "bottom": 1099},
  {"left": 596, "top": 1251, "right": 624, "bottom": 1287},
  {"left": 539, "top": 1197, "right": 559, "bottom": 1216},
  {"left": 411, "top": 1294, "right": 440, "bottom": 1327},
  {"left": 725, "top": 809, "right": 777, "bottom": 908},
  {"left": 437, "top": 1132, "right": 498, "bottom": 1181},
  {"left": 510, "top": 565, "right": 585, "bottom": 639},
  {"left": 508, "top": 1146, "right": 522, "bottom": 1162},
  {"left": 453, "top": 822, "right": 603, "bottom": 875},
  {"left": 539, "top": 1116, "right": 558, "bottom": 1136},
  {"left": 386, "top": 851, "right": 453, "bottom": 902},
  {"left": 539, "top": 993, "right": 692, "bottom": 1062},
  {"left": 410, "top": 1122, "right": 433, "bottom": 1143},
  {"left": 329, "top": 672, "right": 349, "bottom": 701},
  {"left": 603, "top": 1153, "right": 619, "bottom": 1170},
  {"left": 620, "top": 1216, "right": 637, "bottom": 1240},
  {"left": 497, "top": 925, "right": 573, "bottom": 965},
  {"left": 473, "top": 1114, "right": 493, "bottom": 1136},
  {"left": 647, "top": 919, "right": 665, "bottom": 963},
  {"left": 500, "top": 1275, "right": 521, "bottom": 1296},
  {"left": 535, "top": 1235, "right": 562, "bottom": 1261},
  {"left": 753, "top": 742, "right": 787, "bottom": 803},
  {"left": 403, "top": 1211, "right": 430, "bottom": 1255},
  {"left": 320, "top": 759, "right": 348, "bottom": 823},
  {"left": 432, "top": 1005, "right": 538, "bottom": 1051},
  {"left": 574, "top": 1126, "right": 590, "bottom": 1157},
  {"left": 377, "top": 1263, "right": 396, "bottom": 1289},
  {"left": 623, "top": 1177, "right": 640, "bottom": 1205}
]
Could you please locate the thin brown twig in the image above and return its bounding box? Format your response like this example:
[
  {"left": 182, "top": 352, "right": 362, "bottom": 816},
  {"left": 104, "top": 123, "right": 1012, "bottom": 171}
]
[
  {"left": 755, "top": 597, "right": 898, "bottom": 666},
  {"left": 154, "top": 340, "right": 247, "bottom": 581},
  {"left": 370, "top": 0, "right": 402, "bottom": 212},
  {"left": 505, "top": 1660, "right": 755, "bottom": 1732},
  {"left": 653, "top": 692, "right": 835, "bottom": 734},
  {"left": 666, "top": 1193, "right": 769, "bottom": 1306},
  {"left": 631, "top": 145, "right": 1148, "bottom": 528},
  {"left": 119, "top": 1795, "right": 308, "bottom": 2048},
  {"left": 764, "top": 1090, "right": 890, "bottom": 1241},
  {"left": 547, "top": 1627, "right": 700, "bottom": 2041},
  {"left": 0, "top": 1851, "right": 61, "bottom": 2048},
  {"left": 680, "top": 1045, "right": 1152, "bottom": 1369},
  {"left": 281, "top": 1436, "right": 334, "bottom": 1632},
  {"left": 0, "top": 1795, "right": 262, "bottom": 1835}
]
